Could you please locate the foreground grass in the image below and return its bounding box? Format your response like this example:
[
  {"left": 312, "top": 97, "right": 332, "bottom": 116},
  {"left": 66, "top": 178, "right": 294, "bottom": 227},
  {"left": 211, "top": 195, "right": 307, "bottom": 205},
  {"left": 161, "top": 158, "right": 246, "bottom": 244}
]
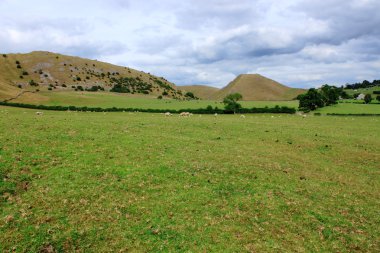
[
  {"left": 0, "top": 106, "right": 379, "bottom": 252},
  {"left": 13, "top": 90, "right": 299, "bottom": 110}
]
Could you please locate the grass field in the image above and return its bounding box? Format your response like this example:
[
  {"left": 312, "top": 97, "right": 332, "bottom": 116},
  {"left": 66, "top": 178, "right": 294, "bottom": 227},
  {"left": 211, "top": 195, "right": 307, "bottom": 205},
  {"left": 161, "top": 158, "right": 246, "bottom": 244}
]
[
  {"left": 344, "top": 86, "right": 380, "bottom": 99},
  {"left": 1, "top": 106, "right": 379, "bottom": 252},
  {"left": 317, "top": 103, "right": 380, "bottom": 114},
  {"left": 12, "top": 90, "right": 299, "bottom": 110}
]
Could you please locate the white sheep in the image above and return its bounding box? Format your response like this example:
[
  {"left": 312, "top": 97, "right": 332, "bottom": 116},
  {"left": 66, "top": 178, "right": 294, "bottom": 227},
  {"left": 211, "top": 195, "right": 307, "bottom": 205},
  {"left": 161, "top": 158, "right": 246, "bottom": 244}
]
[
  {"left": 35, "top": 111, "right": 43, "bottom": 116},
  {"left": 180, "top": 112, "right": 190, "bottom": 117},
  {"left": 240, "top": 115, "right": 246, "bottom": 118},
  {"left": 164, "top": 112, "right": 172, "bottom": 117}
]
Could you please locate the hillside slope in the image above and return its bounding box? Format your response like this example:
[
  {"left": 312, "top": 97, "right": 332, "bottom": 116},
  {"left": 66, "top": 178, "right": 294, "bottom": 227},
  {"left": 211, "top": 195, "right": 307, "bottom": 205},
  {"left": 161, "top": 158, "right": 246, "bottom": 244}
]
[
  {"left": 180, "top": 85, "right": 220, "bottom": 100},
  {"left": 211, "top": 74, "right": 305, "bottom": 101},
  {"left": 0, "top": 51, "right": 185, "bottom": 101}
]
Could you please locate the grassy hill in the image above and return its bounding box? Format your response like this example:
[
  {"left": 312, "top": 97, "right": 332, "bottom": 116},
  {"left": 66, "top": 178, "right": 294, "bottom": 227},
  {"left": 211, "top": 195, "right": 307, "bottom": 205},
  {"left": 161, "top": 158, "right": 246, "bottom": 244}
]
[
  {"left": 0, "top": 51, "right": 185, "bottom": 101},
  {"left": 211, "top": 74, "right": 305, "bottom": 101},
  {"left": 180, "top": 85, "right": 220, "bottom": 100}
]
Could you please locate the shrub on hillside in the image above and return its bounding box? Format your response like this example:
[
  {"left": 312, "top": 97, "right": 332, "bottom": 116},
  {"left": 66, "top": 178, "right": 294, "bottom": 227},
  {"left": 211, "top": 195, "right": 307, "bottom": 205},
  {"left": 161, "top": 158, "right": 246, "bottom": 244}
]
[{"left": 29, "top": 80, "right": 38, "bottom": 86}]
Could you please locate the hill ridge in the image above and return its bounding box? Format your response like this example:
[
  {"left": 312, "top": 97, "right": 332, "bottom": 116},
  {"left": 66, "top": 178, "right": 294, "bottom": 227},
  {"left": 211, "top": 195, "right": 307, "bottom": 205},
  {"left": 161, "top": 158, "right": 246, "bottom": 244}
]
[
  {"left": 0, "top": 51, "right": 185, "bottom": 101},
  {"left": 211, "top": 73, "right": 305, "bottom": 101}
]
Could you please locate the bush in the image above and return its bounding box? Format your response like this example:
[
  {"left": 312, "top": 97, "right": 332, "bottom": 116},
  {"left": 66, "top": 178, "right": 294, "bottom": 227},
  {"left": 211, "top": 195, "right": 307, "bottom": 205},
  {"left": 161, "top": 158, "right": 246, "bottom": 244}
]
[
  {"left": 373, "top": 91, "right": 380, "bottom": 94},
  {"left": 22, "top": 71, "right": 28, "bottom": 75},
  {"left": 377, "top": 95, "right": 380, "bottom": 102},
  {"left": 16, "top": 64, "right": 21, "bottom": 69},
  {"left": 76, "top": 77, "right": 81, "bottom": 81},
  {"left": 48, "top": 87, "right": 52, "bottom": 90},
  {"left": 19, "top": 75, "right": 23, "bottom": 79},
  {"left": 185, "top": 92, "right": 196, "bottom": 99},
  {"left": 162, "top": 91, "right": 168, "bottom": 96},
  {"left": 157, "top": 95, "right": 163, "bottom": 99},
  {"left": 29, "top": 80, "right": 38, "bottom": 86},
  {"left": 2, "top": 54, "right": 6, "bottom": 58},
  {"left": 15, "top": 60, "right": 20, "bottom": 64},
  {"left": 18, "top": 84, "right": 22, "bottom": 88},
  {"left": 62, "top": 84, "right": 67, "bottom": 87},
  {"left": 364, "top": 94, "right": 372, "bottom": 104}
]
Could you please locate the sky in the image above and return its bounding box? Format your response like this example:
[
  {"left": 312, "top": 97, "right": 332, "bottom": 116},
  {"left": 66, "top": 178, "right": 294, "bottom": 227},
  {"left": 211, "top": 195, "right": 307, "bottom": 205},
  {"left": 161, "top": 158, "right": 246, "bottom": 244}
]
[{"left": 0, "top": 0, "right": 379, "bottom": 88}]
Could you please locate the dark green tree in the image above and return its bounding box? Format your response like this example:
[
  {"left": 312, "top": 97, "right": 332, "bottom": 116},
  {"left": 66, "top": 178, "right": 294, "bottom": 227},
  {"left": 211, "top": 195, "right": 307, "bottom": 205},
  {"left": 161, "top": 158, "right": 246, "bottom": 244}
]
[
  {"left": 223, "top": 93, "right": 243, "bottom": 113},
  {"left": 185, "top": 91, "right": 196, "bottom": 99},
  {"left": 298, "top": 88, "right": 324, "bottom": 111},
  {"left": 364, "top": 94, "right": 372, "bottom": 104},
  {"left": 320, "top": 85, "right": 340, "bottom": 106}
]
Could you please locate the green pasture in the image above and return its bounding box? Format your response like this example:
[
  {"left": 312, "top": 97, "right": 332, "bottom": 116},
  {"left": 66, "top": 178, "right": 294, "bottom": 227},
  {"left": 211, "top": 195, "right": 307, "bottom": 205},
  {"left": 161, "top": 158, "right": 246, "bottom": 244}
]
[
  {"left": 13, "top": 91, "right": 299, "bottom": 110},
  {"left": 317, "top": 103, "right": 380, "bottom": 114},
  {"left": 0, "top": 106, "right": 379, "bottom": 252}
]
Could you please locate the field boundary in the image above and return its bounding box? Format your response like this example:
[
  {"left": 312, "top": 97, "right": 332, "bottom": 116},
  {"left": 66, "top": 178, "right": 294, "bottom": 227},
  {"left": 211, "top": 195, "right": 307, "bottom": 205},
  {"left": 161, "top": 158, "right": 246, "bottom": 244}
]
[
  {"left": 326, "top": 113, "right": 380, "bottom": 116},
  {"left": 0, "top": 101, "right": 296, "bottom": 114}
]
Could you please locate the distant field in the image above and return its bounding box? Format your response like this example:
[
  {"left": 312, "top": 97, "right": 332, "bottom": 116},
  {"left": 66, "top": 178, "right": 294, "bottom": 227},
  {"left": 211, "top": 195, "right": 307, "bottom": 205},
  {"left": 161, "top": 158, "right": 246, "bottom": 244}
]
[
  {"left": 1, "top": 106, "right": 379, "bottom": 252},
  {"left": 12, "top": 91, "right": 299, "bottom": 109},
  {"left": 344, "top": 86, "right": 380, "bottom": 99},
  {"left": 317, "top": 103, "right": 380, "bottom": 114}
]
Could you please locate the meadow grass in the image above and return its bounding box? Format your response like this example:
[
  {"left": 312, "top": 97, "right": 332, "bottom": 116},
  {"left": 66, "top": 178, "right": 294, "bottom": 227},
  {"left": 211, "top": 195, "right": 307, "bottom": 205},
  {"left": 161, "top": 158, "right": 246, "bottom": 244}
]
[
  {"left": 13, "top": 91, "right": 299, "bottom": 110},
  {"left": 316, "top": 103, "right": 380, "bottom": 114},
  {"left": 0, "top": 106, "right": 379, "bottom": 252}
]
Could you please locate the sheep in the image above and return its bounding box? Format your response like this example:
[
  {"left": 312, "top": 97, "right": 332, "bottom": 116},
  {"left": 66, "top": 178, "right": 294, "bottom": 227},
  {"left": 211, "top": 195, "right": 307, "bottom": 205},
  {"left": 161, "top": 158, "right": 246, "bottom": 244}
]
[
  {"left": 35, "top": 111, "right": 43, "bottom": 116},
  {"left": 240, "top": 115, "right": 246, "bottom": 118},
  {"left": 214, "top": 113, "right": 218, "bottom": 117},
  {"left": 180, "top": 112, "right": 190, "bottom": 117},
  {"left": 164, "top": 112, "right": 172, "bottom": 117}
]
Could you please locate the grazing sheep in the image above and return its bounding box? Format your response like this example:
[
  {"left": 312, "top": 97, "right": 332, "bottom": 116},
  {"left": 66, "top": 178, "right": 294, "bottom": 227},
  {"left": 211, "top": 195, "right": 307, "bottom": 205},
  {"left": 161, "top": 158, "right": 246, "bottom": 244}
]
[
  {"left": 180, "top": 112, "right": 190, "bottom": 117},
  {"left": 214, "top": 113, "right": 218, "bottom": 117},
  {"left": 240, "top": 115, "right": 246, "bottom": 118},
  {"left": 35, "top": 111, "right": 43, "bottom": 116},
  {"left": 164, "top": 112, "right": 172, "bottom": 117}
]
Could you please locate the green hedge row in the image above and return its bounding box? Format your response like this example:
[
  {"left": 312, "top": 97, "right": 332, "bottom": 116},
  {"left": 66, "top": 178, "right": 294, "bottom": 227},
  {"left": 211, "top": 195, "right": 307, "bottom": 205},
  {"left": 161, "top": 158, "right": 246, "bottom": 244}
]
[
  {"left": 326, "top": 113, "right": 380, "bottom": 116},
  {"left": 0, "top": 101, "right": 296, "bottom": 114}
]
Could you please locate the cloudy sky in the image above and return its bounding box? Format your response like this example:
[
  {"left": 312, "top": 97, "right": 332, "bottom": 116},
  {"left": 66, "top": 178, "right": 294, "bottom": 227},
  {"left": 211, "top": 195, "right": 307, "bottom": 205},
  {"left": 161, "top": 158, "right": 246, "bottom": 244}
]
[{"left": 1, "top": 0, "right": 379, "bottom": 88}]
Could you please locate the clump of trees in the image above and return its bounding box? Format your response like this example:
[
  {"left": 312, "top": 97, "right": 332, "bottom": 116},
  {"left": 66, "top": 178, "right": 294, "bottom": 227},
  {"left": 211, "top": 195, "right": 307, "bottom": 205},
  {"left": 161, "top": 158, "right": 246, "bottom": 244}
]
[
  {"left": 345, "top": 80, "right": 380, "bottom": 89},
  {"left": 85, "top": 85, "right": 104, "bottom": 92},
  {"left": 298, "top": 85, "right": 341, "bottom": 112},
  {"left": 110, "top": 77, "right": 152, "bottom": 94},
  {"left": 223, "top": 93, "right": 243, "bottom": 113},
  {"left": 184, "top": 92, "right": 198, "bottom": 100}
]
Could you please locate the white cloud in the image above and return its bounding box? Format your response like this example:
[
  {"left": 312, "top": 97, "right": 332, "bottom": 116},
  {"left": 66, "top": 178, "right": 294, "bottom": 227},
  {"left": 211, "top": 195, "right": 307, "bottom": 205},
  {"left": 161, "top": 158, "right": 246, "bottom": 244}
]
[{"left": 0, "top": 0, "right": 379, "bottom": 88}]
